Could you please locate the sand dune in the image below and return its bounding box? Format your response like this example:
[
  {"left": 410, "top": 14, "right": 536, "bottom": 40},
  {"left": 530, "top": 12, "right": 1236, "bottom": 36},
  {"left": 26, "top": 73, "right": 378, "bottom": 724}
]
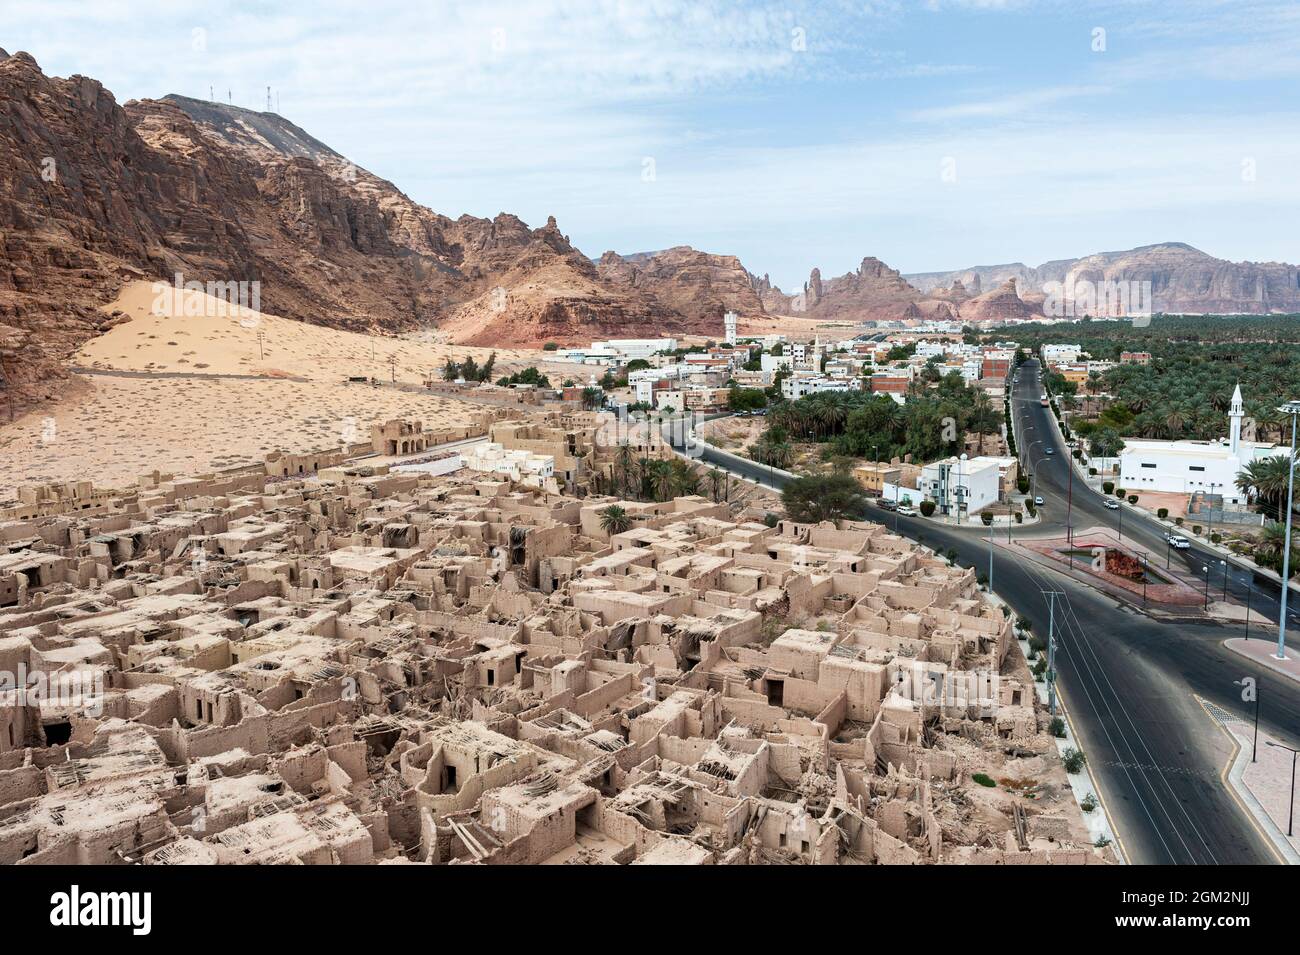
[
  {"left": 77, "top": 281, "right": 577, "bottom": 383},
  {"left": 1, "top": 282, "right": 586, "bottom": 495}
]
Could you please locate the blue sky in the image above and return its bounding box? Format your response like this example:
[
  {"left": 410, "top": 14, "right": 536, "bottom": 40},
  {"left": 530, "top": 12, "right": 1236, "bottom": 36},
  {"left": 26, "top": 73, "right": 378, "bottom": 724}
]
[{"left": 5, "top": 0, "right": 1300, "bottom": 288}]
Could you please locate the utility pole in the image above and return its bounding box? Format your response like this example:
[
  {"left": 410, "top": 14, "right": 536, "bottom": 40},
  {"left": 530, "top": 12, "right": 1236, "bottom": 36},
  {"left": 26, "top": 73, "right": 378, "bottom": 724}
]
[
  {"left": 987, "top": 506, "right": 995, "bottom": 595},
  {"left": 256, "top": 331, "right": 265, "bottom": 360},
  {"left": 1045, "top": 590, "right": 1062, "bottom": 716}
]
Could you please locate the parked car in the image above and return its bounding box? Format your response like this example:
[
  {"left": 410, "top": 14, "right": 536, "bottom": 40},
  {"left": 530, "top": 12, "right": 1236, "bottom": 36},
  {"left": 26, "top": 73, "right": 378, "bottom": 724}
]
[
  {"left": 1167, "top": 535, "right": 1191, "bottom": 549},
  {"left": 877, "top": 499, "right": 898, "bottom": 512},
  {"left": 1104, "top": 499, "right": 1120, "bottom": 510},
  {"left": 1033, "top": 496, "right": 1045, "bottom": 506},
  {"left": 1044, "top": 448, "right": 1054, "bottom": 455},
  {"left": 897, "top": 505, "right": 918, "bottom": 517}
]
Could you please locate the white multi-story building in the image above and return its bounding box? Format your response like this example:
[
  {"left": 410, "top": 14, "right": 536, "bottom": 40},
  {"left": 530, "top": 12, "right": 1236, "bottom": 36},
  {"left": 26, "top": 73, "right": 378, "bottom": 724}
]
[
  {"left": 724, "top": 311, "right": 737, "bottom": 346},
  {"left": 761, "top": 353, "right": 794, "bottom": 375},
  {"left": 1041, "top": 344, "right": 1082, "bottom": 365},
  {"left": 919, "top": 456, "right": 1001, "bottom": 517},
  {"left": 1117, "top": 385, "right": 1284, "bottom": 504}
]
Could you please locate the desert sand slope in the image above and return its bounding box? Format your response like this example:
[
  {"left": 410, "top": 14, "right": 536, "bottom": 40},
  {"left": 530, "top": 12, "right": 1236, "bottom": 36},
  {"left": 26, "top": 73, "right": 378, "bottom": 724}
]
[{"left": 0, "top": 283, "right": 577, "bottom": 494}]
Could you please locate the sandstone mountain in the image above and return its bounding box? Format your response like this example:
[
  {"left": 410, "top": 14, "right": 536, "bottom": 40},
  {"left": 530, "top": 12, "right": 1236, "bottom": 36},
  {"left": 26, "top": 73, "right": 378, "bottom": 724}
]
[
  {"left": 758, "top": 257, "right": 963, "bottom": 323},
  {"left": 906, "top": 242, "right": 1300, "bottom": 314},
  {"left": 596, "top": 246, "right": 764, "bottom": 323},
  {"left": 0, "top": 53, "right": 693, "bottom": 404}
]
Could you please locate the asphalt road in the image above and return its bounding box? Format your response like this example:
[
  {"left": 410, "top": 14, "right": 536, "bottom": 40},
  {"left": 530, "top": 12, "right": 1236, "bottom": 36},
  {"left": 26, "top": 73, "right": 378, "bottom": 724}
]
[{"left": 678, "top": 373, "right": 1300, "bottom": 865}]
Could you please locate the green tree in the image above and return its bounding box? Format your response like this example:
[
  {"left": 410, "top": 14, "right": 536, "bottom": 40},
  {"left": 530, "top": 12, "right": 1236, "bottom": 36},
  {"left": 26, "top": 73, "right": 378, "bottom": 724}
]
[
  {"left": 781, "top": 473, "right": 870, "bottom": 524},
  {"left": 599, "top": 505, "right": 632, "bottom": 535}
]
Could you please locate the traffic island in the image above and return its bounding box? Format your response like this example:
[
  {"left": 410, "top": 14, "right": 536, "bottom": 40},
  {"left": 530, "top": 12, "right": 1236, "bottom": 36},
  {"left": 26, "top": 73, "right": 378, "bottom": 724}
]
[
  {"left": 1018, "top": 530, "right": 1204, "bottom": 606},
  {"left": 1224, "top": 637, "right": 1300, "bottom": 685}
]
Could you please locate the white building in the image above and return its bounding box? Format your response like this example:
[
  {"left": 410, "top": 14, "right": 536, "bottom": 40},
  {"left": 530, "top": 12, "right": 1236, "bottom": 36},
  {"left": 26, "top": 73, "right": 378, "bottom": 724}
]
[
  {"left": 760, "top": 353, "right": 794, "bottom": 375},
  {"left": 590, "top": 338, "right": 678, "bottom": 361},
  {"left": 1117, "top": 385, "right": 1284, "bottom": 504},
  {"left": 1041, "top": 344, "right": 1082, "bottom": 365},
  {"left": 463, "top": 442, "right": 555, "bottom": 488},
  {"left": 919, "top": 456, "right": 1000, "bottom": 517},
  {"left": 781, "top": 374, "right": 861, "bottom": 401},
  {"left": 724, "top": 311, "right": 737, "bottom": 346}
]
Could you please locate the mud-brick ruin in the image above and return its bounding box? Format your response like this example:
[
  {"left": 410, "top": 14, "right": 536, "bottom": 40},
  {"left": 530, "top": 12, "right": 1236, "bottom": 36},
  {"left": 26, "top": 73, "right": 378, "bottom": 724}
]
[{"left": 0, "top": 412, "right": 1107, "bottom": 865}]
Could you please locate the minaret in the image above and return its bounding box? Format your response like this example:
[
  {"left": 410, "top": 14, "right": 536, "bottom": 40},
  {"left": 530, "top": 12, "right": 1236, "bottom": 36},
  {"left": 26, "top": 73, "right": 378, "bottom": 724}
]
[{"left": 1229, "top": 383, "right": 1244, "bottom": 457}]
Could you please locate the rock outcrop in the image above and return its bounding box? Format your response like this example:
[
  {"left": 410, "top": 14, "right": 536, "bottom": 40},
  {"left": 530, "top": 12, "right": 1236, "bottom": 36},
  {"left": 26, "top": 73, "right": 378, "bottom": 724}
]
[{"left": 596, "top": 246, "right": 764, "bottom": 324}]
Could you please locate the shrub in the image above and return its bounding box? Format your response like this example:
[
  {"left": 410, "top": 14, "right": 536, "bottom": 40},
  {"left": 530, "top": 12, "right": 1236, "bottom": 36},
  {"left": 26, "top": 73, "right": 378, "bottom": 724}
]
[
  {"left": 1127, "top": 495, "right": 1138, "bottom": 504},
  {"left": 1015, "top": 511, "right": 1023, "bottom": 523},
  {"left": 1062, "top": 747, "right": 1087, "bottom": 774},
  {"left": 763, "top": 513, "right": 779, "bottom": 528},
  {"left": 1015, "top": 616, "right": 1032, "bottom": 632},
  {"left": 981, "top": 511, "right": 994, "bottom": 526},
  {"left": 1094, "top": 834, "right": 1112, "bottom": 848},
  {"left": 1113, "top": 487, "right": 1125, "bottom": 499},
  {"left": 920, "top": 500, "right": 936, "bottom": 517},
  {"left": 1211, "top": 532, "right": 1221, "bottom": 544},
  {"left": 1175, "top": 516, "right": 1185, "bottom": 526},
  {"left": 977, "top": 573, "right": 988, "bottom": 588},
  {"left": 1157, "top": 507, "right": 1169, "bottom": 519},
  {"left": 1028, "top": 634, "right": 1047, "bottom": 654},
  {"left": 1080, "top": 793, "right": 1098, "bottom": 813},
  {"left": 971, "top": 773, "right": 996, "bottom": 788},
  {"left": 1102, "top": 481, "right": 1114, "bottom": 495},
  {"left": 1192, "top": 525, "right": 1202, "bottom": 535},
  {"left": 1032, "top": 658, "right": 1048, "bottom": 677},
  {"left": 542, "top": 342, "right": 559, "bottom": 351},
  {"left": 1048, "top": 716, "right": 1066, "bottom": 738},
  {"left": 1017, "top": 476, "right": 1030, "bottom": 494},
  {"left": 1088, "top": 467, "right": 1097, "bottom": 476}
]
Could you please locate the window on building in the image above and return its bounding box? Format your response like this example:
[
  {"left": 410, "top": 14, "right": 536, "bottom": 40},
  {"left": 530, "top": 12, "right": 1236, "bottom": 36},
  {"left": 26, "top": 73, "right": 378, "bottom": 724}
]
[
  {"left": 1189, "top": 466, "right": 1205, "bottom": 472},
  {"left": 1141, "top": 463, "right": 1156, "bottom": 469}
]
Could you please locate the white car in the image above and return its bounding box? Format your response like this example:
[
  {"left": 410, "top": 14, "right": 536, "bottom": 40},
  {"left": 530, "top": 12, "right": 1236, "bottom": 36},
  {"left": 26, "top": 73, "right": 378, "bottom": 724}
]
[
  {"left": 1104, "top": 499, "right": 1120, "bottom": 510},
  {"left": 1044, "top": 448, "right": 1054, "bottom": 455},
  {"left": 1033, "top": 496, "right": 1045, "bottom": 506},
  {"left": 897, "top": 505, "right": 918, "bottom": 517},
  {"left": 1167, "top": 535, "right": 1191, "bottom": 549}
]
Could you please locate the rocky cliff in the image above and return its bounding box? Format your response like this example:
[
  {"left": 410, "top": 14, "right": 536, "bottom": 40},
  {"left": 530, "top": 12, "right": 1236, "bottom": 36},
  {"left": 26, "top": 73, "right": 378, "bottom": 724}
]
[{"left": 596, "top": 246, "right": 764, "bottom": 324}]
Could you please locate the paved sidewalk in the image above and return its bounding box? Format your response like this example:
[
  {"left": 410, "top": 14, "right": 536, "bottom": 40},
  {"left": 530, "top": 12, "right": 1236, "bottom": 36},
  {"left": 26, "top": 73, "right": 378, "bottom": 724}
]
[
  {"left": 1224, "top": 637, "right": 1300, "bottom": 685},
  {"left": 1200, "top": 697, "right": 1300, "bottom": 864}
]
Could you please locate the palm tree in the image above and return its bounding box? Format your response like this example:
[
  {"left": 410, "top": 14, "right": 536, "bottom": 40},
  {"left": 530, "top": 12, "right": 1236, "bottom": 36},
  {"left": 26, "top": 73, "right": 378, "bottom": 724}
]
[
  {"left": 647, "top": 460, "right": 675, "bottom": 501},
  {"left": 615, "top": 444, "right": 635, "bottom": 497},
  {"left": 599, "top": 505, "right": 633, "bottom": 535},
  {"left": 707, "top": 467, "right": 724, "bottom": 503},
  {"left": 670, "top": 459, "right": 700, "bottom": 497},
  {"left": 1237, "top": 453, "right": 1295, "bottom": 520}
]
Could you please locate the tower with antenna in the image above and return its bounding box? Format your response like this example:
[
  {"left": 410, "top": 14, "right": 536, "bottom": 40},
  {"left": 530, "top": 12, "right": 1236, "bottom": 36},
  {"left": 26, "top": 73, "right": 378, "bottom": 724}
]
[{"left": 266, "top": 86, "right": 271, "bottom": 111}]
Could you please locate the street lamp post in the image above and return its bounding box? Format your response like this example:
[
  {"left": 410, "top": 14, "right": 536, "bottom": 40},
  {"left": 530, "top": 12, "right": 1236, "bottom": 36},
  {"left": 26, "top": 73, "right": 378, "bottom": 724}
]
[
  {"left": 1275, "top": 400, "right": 1300, "bottom": 662},
  {"left": 1265, "top": 741, "right": 1298, "bottom": 836},
  {"left": 1245, "top": 584, "right": 1253, "bottom": 640},
  {"left": 1202, "top": 565, "right": 1211, "bottom": 611},
  {"left": 1139, "top": 556, "right": 1147, "bottom": 607},
  {"left": 1221, "top": 559, "right": 1229, "bottom": 600}
]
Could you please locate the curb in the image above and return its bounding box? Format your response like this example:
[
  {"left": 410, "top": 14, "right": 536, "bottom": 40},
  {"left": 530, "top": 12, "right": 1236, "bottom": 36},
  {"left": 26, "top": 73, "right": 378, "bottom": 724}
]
[{"left": 1197, "top": 695, "right": 1298, "bottom": 865}]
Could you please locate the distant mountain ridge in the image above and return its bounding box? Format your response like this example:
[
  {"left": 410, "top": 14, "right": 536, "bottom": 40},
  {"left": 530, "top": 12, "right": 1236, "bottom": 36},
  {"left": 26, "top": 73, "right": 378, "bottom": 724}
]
[{"left": 905, "top": 242, "right": 1300, "bottom": 314}]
